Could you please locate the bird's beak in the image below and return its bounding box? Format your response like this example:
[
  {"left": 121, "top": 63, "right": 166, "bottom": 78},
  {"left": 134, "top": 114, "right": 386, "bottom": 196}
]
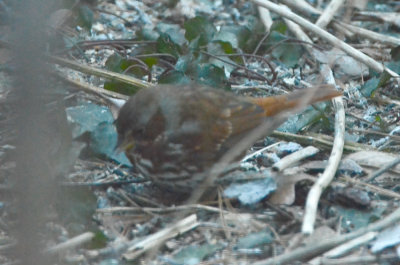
[{"left": 115, "top": 136, "right": 135, "bottom": 153}]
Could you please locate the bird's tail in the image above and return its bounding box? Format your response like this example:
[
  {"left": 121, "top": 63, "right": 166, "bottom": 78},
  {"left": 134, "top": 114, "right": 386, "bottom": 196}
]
[{"left": 251, "top": 84, "right": 342, "bottom": 117}]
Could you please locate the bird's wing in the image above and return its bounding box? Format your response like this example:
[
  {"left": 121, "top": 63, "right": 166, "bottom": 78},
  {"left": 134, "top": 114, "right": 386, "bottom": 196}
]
[{"left": 207, "top": 99, "right": 265, "bottom": 156}]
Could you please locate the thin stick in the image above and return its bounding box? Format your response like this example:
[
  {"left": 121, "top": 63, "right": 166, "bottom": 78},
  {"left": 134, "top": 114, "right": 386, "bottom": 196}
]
[
  {"left": 302, "top": 66, "right": 345, "bottom": 234},
  {"left": 253, "top": 206, "right": 400, "bottom": 265},
  {"left": 50, "top": 56, "right": 151, "bottom": 89},
  {"left": 366, "top": 157, "right": 400, "bottom": 182},
  {"left": 122, "top": 214, "right": 199, "bottom": 260},
  {"left": 338, "top": 176, "right": 400, "bottom": 200},
  {"left": 315, "top": 0, "right": 345, "bottom": 28},
  {"left": 273, "top": 146, "right": 319, "bottom": 172},
  {"left": 250, "top": 0, "right": 398, "bottom": 77},
  {"left": 271, "top": 131, "right": 368, "bottom": 152},
  {"left": 45, "top": 232, "right": 95, "bottom": 254},
  {"left": 241, "top": 142, "right": 281, "bottom": 161},
  {"left": 337, "top": 21, "right": 400, "bottom": 46},
  {"left": 319, "top": 232, "right": 377, "bottom": 259},
  {"left": 310, "top": 253, "right": 398, "bottom": 265}
]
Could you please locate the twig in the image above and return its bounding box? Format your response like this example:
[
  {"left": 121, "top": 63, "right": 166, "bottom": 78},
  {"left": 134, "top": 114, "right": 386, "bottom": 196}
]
[
  {"left": 366, "top": 157, "right": 400, "bottom": 182},
  {"left": 50, "top": 56, "right": 151, "bottom": 89},
  {"left": 310, "top": 253, "right": 398, "bottom": 265},
  {"left": 77, "top": 39, "right": 156, "bottom": 47},
  {"left": 280, "top": 0, "right": 400, "bottom": 45},
  {"left": 250, "top": 0, "right": 399, "bottom": 77},
  {"left": 316, "top": 232, "right": 377, "bottom": 259},
  {"left": 241, "top": 142, "right": 281, "bottom": 161},
  {"left": 336, "top": 21, "right": 400, "bottom": 46},
  {"left": 302, "top": 66, "right": 345, "bottom": 234},
  {"left": 61, "top": 178, "right": 148, "bottom": 187},
  {"left": 280, "top": 0, "right": 320, "bottom": 16},
  {"left": 315, "top": 0, "right": 345, "bottom": 28},
  {"left": 277, "top": 4, "right": 316, "bottom": 61},
  {"left": 218, "top": 53, "right": 277, "bottom": 83},
  {"left": 253, "top": 206, "right": 400, "bottom": 265},
  {"left": 97, "top": 204, "right": 231, "bottom": 215},
  {"left": 95, "top": 8, "right": 132, "bottom": 25},
  {"left": 45, "top": 232, "right": 94, "bottom": 254},
  {"left": 273, "top": 146, "right": 319, "bottom": 172},
  {"left": 338, "top": 176, "right": 400, "bottom": 200},
  {"left": 257, "top": 5, "right": 272, "bottom": 34},
  {"left": 218, "top": 188, "right": 231, "bottom": 239},
  {"left": 199, "top": 51, "right": 270, "bottom": 83},
  {"left": 271, "top": 131, "right": 368, "bottom": 152},
  {"left": 56, "top": 72, "right": 129, "bottom": 101},
  {"left": 122, "top": 214, "right": 199, "bottom": 260}
]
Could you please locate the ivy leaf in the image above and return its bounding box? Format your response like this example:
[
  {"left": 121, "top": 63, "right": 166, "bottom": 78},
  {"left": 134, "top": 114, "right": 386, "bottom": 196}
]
[
  {"left": 173, "top": 244, "right": 224, "bottom": 265},
  {"left": 77, "top": 5, "right": 93, "bottom": 30},
  {"left": 390, "top": 45, "right": 400, "bottom": 61},
  {"left": 360, "top": 77, "right": 380, "bottom": 98},
  {"left": 137, "top": 25, "right": 160, "bottom": 41},
  {"left": 266, "top": 31, "right": 303, "bottom": 68},
  {"left": 197, "top": 63, "right": 229, "bottom": 88},
  {"left": 207, "top": 42, "right": 236, "bottom": 78},
  {"left": 156, "top": 32, "right": 181, "bottom": 59},
  {"left": 158, "top": 70, "right": 191, "bottom": 85},
  {"left": 156, "top": 23, "right": 187, "bottom": 46},
  {"left": 213, "top": 30, "right": 239, "bottom": 49},
  {"left": 184, "top": 16, "right": 216, "bottom": 46},
  {"left": 104, "top": 54, "right": 144, "bottom": 94}
]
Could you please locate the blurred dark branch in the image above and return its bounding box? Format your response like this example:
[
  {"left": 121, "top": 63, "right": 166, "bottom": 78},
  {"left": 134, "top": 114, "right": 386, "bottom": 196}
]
[{"left": 10, "top": 1, "right": 60, "bottom": 264}]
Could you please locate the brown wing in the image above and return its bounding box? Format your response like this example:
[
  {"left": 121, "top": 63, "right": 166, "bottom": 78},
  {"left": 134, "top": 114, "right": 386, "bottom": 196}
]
[
  {"left": 158, "top": 87, "right": 264, "bottom": 162},
  {"left": 211, "top": 99, "right": 265, "bottom": 156}
]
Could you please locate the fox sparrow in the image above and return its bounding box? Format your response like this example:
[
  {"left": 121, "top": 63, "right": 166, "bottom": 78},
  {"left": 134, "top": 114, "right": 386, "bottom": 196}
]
[{"left": 116, "top": 84, "right": 341, "bottom": 193}]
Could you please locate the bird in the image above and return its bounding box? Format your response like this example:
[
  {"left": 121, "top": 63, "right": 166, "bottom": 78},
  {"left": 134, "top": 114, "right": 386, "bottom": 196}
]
[{"left": 115, "top": 84, "right": 341, "bottom": 193}]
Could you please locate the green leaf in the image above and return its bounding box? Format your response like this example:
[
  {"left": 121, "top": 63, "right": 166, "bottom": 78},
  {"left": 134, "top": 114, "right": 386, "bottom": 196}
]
[
  {"left": 105, "top": 53, "right": 147, "bottom": 76},
  {"left": 137, "top": 25, "right": 160, "bottom": 41},
  {"left": 173, "top": 244, "right": 224, "bottom": 265},
  {"left": 175, "top": 53, "right": 202, "bottom": 75},
  {"left": 188, "top": 35, "right": 202, "bottom": 51},
  {"left": 104, "top": 53, "right": 126, "bottom": 73},
  {"left": 216, "top": 25, "right": 252, "bottom": 50},
  {"left": 265, "top": 31, "right": 303, "bottom": 67},
  {"left": 77, "top": 5, "right": 93, "bottom": 30},
  {"left": 141, "top": 56, "right": 159, "bottom": 68},
  {"left": 360, "top": 77, "right": 380, "bottom": 97},
  {"left": 277, "top": 102, "right": 332, "bottom": 134},
  {"left": 390, "top": 46, "right": 400, "bottom": 61},
  {"left": 270, "top": 20, "right": 287, "bottom": 34},
  {"left": 86, "top": 230, "right": 108, "bottom": 250},
  {"left": 213, "top": 30, "right": 239, "bottom": 49},
  {"left": 158, "top": 70, "right": 191, "bottom": 85},
  {"left": 238, "top": 15, "right": 268, "bottom": 52},
  {"left": 207, "top": 42, "right": 236, "bottom": 77},
  {"left": 91, "top": 121, "right": 132, "bottom": 166},
  {"left": 156, "top": 32, "right": 181, "bottom": 58},
  {"left": 105, "top": 52, "right": 155, "bottom": 78},
  {"left": 236, "top": 229, "right": 274, "bottom": 249},
  {"left": 184, "top": 16, "right": 216, "bottom": 46},
  {"left": 385, "top": 60, "right": 400, "bottom": 75},
  {"left": 104, "top": 81, "right": 141, "bottom": 96},
  {"left": 335, "top": 205, "right": 386, "bottom": 232},
  {"left": 104, "top": 54, "right": 148, "bottom": 94},
  {"left": 65, "top": 102, "right": 132, "bottom": 166},
  {"left": 156, "top": 23, "right": 187, "bottom": 46},
  {"left": 197, "top": 64, "right": 229, "bottom": 88}
]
